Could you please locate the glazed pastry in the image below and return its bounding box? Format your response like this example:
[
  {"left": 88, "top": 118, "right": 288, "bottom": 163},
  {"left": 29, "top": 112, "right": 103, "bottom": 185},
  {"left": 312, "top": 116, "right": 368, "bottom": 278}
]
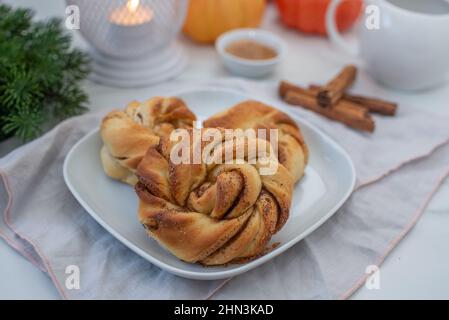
[
  {"left": 100, "top": 97, "right": 196, "bottom": 185},
  {"left": 136, "top": 101, "right": 308, "bottom": 266}
]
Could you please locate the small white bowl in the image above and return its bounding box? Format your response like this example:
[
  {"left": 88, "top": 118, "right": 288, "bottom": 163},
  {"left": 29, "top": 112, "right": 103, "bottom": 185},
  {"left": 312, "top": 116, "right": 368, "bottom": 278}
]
[{"left": 215, "top": 28, "right": 286, "bottom": 78}]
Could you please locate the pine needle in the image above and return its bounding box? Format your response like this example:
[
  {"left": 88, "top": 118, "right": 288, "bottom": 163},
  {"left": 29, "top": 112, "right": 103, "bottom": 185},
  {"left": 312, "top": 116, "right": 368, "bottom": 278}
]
[{"left": 0, "top": 4, "right": 90, "bottom": 141}]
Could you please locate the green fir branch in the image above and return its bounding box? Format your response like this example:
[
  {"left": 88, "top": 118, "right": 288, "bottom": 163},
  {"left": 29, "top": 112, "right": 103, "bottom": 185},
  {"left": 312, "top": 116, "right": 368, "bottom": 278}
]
[{"left": 0, "top": 4, "right": 90, "bottom": 142}]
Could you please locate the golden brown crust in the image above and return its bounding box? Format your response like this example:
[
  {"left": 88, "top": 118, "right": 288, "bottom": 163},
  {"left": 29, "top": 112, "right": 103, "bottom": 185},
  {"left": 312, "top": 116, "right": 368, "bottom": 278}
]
[
  {"left": 203, "top": 100, "right": 309, "bottom": 183},
  {"left": 135, "top": 101, "right": 305, "bottom": 265},
  {"left": 136, "top": 132, "right": 293, "bottom": 265},
  {"left": 136, "top": 182, "right": 253, "bottom": 263},
  {"left": 100, "top": 97, "right": 196, "bottom": 185}
]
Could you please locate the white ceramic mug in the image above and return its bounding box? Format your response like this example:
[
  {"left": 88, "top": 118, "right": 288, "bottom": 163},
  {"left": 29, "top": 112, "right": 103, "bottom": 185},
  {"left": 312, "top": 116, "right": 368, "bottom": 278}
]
[{"left": 326, "top": 0, "right": 449, "bottom": 90}]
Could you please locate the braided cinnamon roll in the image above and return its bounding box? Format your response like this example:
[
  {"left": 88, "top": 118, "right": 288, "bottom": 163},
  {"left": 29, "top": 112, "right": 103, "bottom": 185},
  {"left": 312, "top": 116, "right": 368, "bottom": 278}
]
[
  {"left": 204, "top": 100, "right": 308, "bottom": 183},
  {"left": 100, "top": 97, "right": 196, "bottom": 185},
  {"left": 136, "top": 101, "right": 308, "bottom": 265}
]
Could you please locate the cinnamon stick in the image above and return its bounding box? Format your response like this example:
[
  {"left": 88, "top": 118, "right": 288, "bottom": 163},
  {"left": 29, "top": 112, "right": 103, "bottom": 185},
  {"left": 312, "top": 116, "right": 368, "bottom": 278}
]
[
  {"left": 284, "top": 89, "right": 375, "bottom": 133},
  {"left": 317, "top": 65, "right": 357, "bottom": 107},
  {"left": 310, "top": 85, "right": 397, "bottom": 116},
  {"left": 279, "top": 81, "right": 312, "bottom": 99},
  {"left": 342, "top": 94, "right": 397, "bottom": 116},
  {"left": 281, "top": 81, "right": 370, "bottom": 120}
]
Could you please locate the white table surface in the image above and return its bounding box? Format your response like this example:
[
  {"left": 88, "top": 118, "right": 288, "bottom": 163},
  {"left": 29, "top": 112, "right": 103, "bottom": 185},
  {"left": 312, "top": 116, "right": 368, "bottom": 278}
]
[{"left": 1, "top": 0, "right": 449, "bottom": 300}]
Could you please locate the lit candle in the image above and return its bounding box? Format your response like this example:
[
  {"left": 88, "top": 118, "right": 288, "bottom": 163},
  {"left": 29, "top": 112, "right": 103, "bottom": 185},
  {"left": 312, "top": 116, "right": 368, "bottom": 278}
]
[
  {"left": 107, "top": 0, "right": 154, "bottom": 57},
  {"left": 109, "top": 0, "right": 153, "bottom": 26}
]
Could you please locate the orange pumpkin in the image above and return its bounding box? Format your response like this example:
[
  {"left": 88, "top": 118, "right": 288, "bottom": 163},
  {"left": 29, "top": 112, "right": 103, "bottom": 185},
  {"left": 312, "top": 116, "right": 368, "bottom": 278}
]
[
  {"left": 183, "top": 0, "right": 266, "bottom": 44},
  {"left": 276, "top": 0, "right": 362, "bottom": 36}
]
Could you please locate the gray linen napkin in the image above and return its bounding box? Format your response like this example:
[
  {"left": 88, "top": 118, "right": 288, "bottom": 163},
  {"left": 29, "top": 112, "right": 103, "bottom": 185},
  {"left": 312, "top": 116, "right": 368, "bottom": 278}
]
[{"left": 1, "top": 79, "right": 448, "bottom": 299}]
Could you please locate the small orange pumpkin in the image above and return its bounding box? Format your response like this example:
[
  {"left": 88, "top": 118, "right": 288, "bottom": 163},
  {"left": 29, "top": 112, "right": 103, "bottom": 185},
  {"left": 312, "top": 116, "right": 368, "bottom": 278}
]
[
  {"left": 276, "top": 0, "right": 362, "bottom": 36},
  {"left": 183, "top": 0, "right": 267, "bottom": 44}
]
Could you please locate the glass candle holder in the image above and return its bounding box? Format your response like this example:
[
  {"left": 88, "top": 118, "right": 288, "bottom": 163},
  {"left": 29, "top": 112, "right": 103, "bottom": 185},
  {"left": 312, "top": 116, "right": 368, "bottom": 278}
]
[{"left": 67, "top": 0, "right": 188, "bottom": 88}]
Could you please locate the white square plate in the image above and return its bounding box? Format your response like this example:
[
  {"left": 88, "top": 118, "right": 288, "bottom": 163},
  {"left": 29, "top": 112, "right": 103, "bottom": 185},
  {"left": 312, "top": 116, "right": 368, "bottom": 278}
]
[{"left": 63, "top": 88, "right": 355, "bottom": 280}]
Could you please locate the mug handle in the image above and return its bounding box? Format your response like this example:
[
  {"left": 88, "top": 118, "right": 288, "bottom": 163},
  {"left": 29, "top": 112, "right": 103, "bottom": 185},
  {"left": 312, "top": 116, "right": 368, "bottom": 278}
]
[{"left": 326, "top": 0, "right": 359, "bottom": 56}]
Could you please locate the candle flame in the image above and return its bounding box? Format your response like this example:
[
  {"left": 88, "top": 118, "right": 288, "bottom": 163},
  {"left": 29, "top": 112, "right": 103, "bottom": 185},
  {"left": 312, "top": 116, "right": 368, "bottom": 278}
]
[{"left": 127, "top": 0, "right": 140, "bottom": 12}]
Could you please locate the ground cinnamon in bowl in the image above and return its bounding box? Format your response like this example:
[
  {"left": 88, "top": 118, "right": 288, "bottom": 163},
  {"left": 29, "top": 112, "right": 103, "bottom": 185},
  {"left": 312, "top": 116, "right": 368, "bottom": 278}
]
[{"left": 225, "top": 39, "right": 278, "bottom": 61}]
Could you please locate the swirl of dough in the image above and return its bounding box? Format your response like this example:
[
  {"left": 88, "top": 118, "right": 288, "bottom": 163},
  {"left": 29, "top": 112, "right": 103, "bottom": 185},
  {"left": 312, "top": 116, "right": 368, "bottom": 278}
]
[
  {"left": 100, "top": 97, "right": 196, "bottom": 185},
  {"left": 136, "top": 101, "right": 308, "bottom": 265}
]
